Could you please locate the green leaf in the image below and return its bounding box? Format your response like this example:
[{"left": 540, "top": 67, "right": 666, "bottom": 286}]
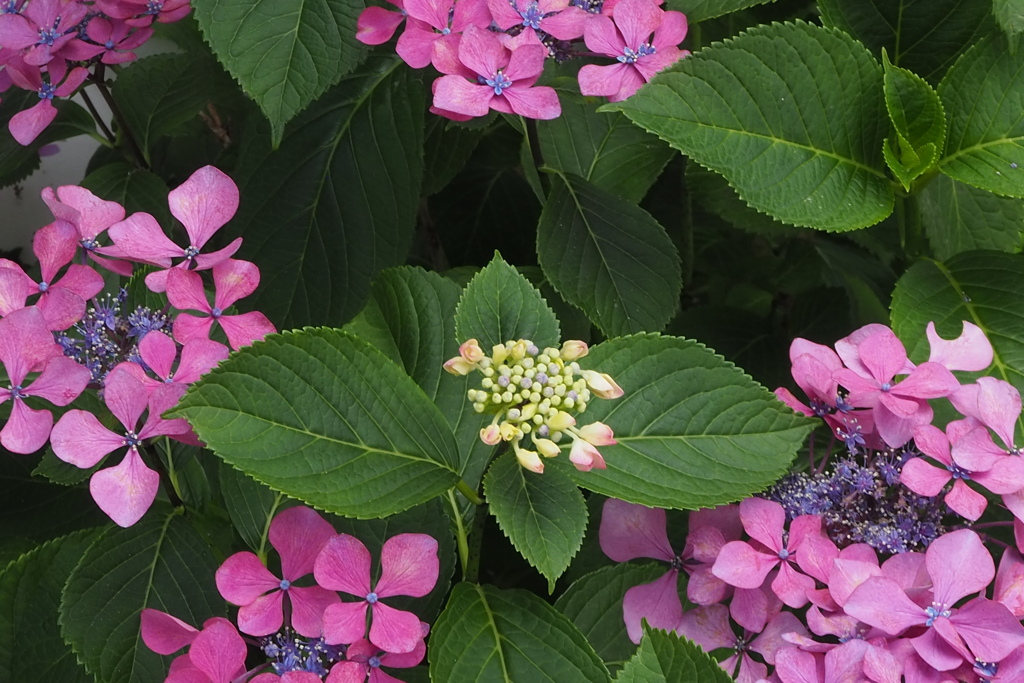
[
  {"left": 615, "top": 625, "right": 733, "bottom": 683},
  {"left": 343, "top": 267, "right": 493, "bottom": 486},
  {"left": 233, "top": 57, "right": 425, "bottom": 329},
  {"left": 611, "top": 21, "right": 892, "bottom": 231},
  {"left": 919, "top": 174, "right": 1024, "bottom": 259},
  {"left": 684, "top": 165, "right": 803, "bottom": 237},
  {"left": 891, "top": 251, "right": 1024, "bottom": 403},
  {"left": 881, "top": 49, "right": 946, "bottom": 189},
  {"left": 995, "top": 0, "right": 1024, "bottom": 35},
  {"left": 429, "top": 582, "right": 610, "bottom": 683},
  {"left": 0, "top": 530, "right": 99, "bottom": 683},
  {"left": 331, "top": 497, "right": 457, "bottom": 623},
  {"left": 111, "top": 52, "right": 231, "bottom": 162},
  {"left": 818, "top": 0, "right": 995, "bottom": 84},
  {"left": 938, "top": 35, "right": 1024, "bottom": 197},
  {"left": 423, "top": 118, "right": 487, "bottom": 196},
  {"left": 570, "top": 335, "right": 815, "bottom": 509},
  {"left": 555, "top": 563, "right": 666, "bottom": 667},
  {"left": 536, "top": 172, "right": 681, "bottom": 337},
  {"left": 483, "top": 452, "right": 587, "bottom": 592},
  {"left": 193, "top": 0, "right": 364, "bottom": 145},
  {"left": 80, "top": 162, "right": 172, "bottom": 228},
  {"left": 32, "top": 448, "right": 94, "bottom": 486},
  {"left": 220, "top": 461, "right": 292, "bottom": 554},
  {"left": 664, "top": 0, "right": 771, "bottom": 22},
  {"left": 60, "top": 510, "right": 223, "bottom": 683},
  {"left": 537, "top": 98, "right": 674, "bottom": 203},
  {"left": 173, "top": 328, "right": 461, "bottom": 518},
  {"left": 455, "top": 253, "right": 561, "bottom": 350}
]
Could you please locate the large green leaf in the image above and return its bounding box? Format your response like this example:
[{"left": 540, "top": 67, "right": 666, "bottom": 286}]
[
  {"left": 429, "top": 582, "right": 610, "bottom": 682},
  {"left": 219, "top": 461, "right": 292, "bottom": 554},
  {"left": 891, "top": 251, "right": 1024, "bottom": 401},
  {"left": 344, "top": 267, "right": 493, "bottom": 486},
  {"left": 818, "top": 0, "right": 995, "bottom": 84},
  {"left": 0, "top": 450, "right": 105, "bottom": 542},
  {"left": 995, "top": 0, "right": 1024, "bottom": 35},
  {"left": 0, "top": 529, "right": 98, "bottom": 683},
  {"left": 919, "top": 174, "right": 1024, "bottom": 259},
  {"left": 484, "top": 452, "right": 587, "bottom": 592},
  {"left": 611, "top": 21, "right": 892, "bottom": 231},
  {"left": 455, "top": 253, "right": 561, "bottom": 351},
  {"left": 423, "top": 118, "right": 487, "bottom": 196},
  {"left": 664, "top": 0, "right": 771, "bottom": 21},
  {"left": 615, "top": 626, "right": 733, "bottom": 683},
  {"left": 570, "top": 335, "right": 815, "bottom": 509},
  {"left": 80, "top": 162, "right": 173, "bottom": 228},
  {"left": 233, "top": 57, "right": 424, "bottom": 329},
  {"left": 173, "top": 329, "right": 461, "bottom": 518},
  {"left": 881, "top": 50, "right": 946, "bottom": 190},
  {"left": 536, "top": 173, "right": 681, "bottom": 337},
  {"left": 537, "top": 98, "right": 674, "bottom": 203},
  {"left": 60, "top": 510, "right": 223, "bottom": 683},
  {"left": 193, "top": 0, "right": 364, "bottom": 145},
  {"left": 111, "top": 52, "right": 230, "bottom": 162},
  {"left": 555, "top": 562, "right": 666, "bottom": 667},
  {"left": 938, "top": 35, "right": 1024, "bottom": 197}
]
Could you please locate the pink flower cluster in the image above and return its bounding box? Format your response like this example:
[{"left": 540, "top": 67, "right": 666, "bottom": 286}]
[
  {"left": 0, "top": 164, "right": 275, "bottom": 527},
  {"left": 356, "top": 0, "right": 690, "bottom": 120},
  {"left": 0, "top": 0, "right": 189, "bottom": 145},
  {"left": 142, "top": 506, "right": 439, "bottom": 683},
  {"left": 600, "top": 322, "right": 1024, "bottom": 682}
]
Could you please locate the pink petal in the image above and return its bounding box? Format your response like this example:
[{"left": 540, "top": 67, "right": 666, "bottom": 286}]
[
  {"left": 104, "top": 365, "right": 149, "bottom": 430},
  {"left": 215, "top": 551, "right": 280, "bottom": 605},
  {"left": 289, "top": 585, "right": 341, "bottom": 638},
  {"left": 843, "top": 577, "right": 925, "bottom": 635},
  {"left": 173, "top": 339, "right": 229, "bottom": 384},
  {"left": 368, "top": 601, "right": 426, "bottom": 654},
  {"left": 0, "top": 14, "right": 41, "bottom": 50},
  {"left": 325, "top": 661, "right": 366, "bottom": 683},
  {"left": 611, "top": 0, "right": 661, "bottom": 50},
  {"left": 599, "top": 498, "right": 675, "bottom": 562},
  {"left": 911, "top": 621, "right": 966, "bottom": 672},
  {"left": 0, "top": 306, "right": 61, "bottom": 382},
  {"left": 633, "top": 47, "right": 686, "bottom": 82},
  {"left": 380, "top": 635, "right": 427, "bottom": 668},
  {"left": 322, "top": 600, "right": 369, "bottom": 646},
  {"left": 398, "top": 24, "right": 441, "bottom": 70},
  {"left": 424, "top": 31, "right": 465, "bottom": 75},
  {"left": 236, "top": 590, "right": 285, "bottom": 636},
  {"left": 188, "top": 618, "right": 247, "bottom": 683},
  {"left": 33, "top": 219, "right": 78, "bottom": 282},
  {"left": 622, "top": 570, "right": 682, "bottom": 644},
  {"left": 579, "top": 62, "right": 630, "bottom": 98},
  {"left": 892, "top": 362, "right": 960, "bottom": 401},
  {"left": 375, "top": 533, "right": 439, "bottom": 598},
  {"left": 10, "top": 100, "right": 57, "bottom": 146},
  {"left": 976, "top": 376, "right": 1021, "bottom": 449},
  {"left": 925, "top": 529, "right": 993, "bottom": 607},
  {"left": 501, "top": 84, "right": 561, "bottom": 120},
  {"left": 944, "top": 479, "right": 986, "bottom": 520},
  {"left": 857, "top": 329, "right": 907, "bottom": 384},
  {"left": 0, "top": 266, "right": 31, "bottom": 316},
  {"left": 47, "top": 184, "right": 126, "bottom": 240},
  {"left": 926, "top": 321, "right": 992, "bottom": 372},
  {"left": 140, "top": 608, "right": 198, "bottom": 655},
  {"left": 315, "top": 534, "right": 372, "bottom": 595},
  {"left": 450, "top": 0, "right": 492, "bottom": 32},
  {"left": 108, "top": 212, "right": 179, "bottom": 265},
  {"left": 774, "top": 646, "right": 821, "bottom": 683},
  {"left": 675, "top": 603, "right": 734, "bottom": 651},
  {"left": 899, "top": 457, "right": 950, "bottom": 497},
  {"left": 55, "top": 264, "right": 104, "bottom": 300},
  {"left": 739, "top": 497, "right": 785, "bottom": 552},
  {"left": 771, "top": 561, "right": 814, "bottom": 608},
  {"left": 653, "top": 9, "right": 687, "bottom": 47},
  {"left": 218, "top": 311, "right": 276, "bottom": 350},
  {"left": 212, "top": 259, "right": 260, "bottom": 309},
  {"left": 457, "top": 25, "right": 508, "bottom": 77},
  {"left": 949, "top": 597, "right": 1024, "bottom": 662},
  {"left": 827, "top": 558, "right": 881, "bottom": 608},
  {"left": 433, "top": 74, "right": 494, "bottom": 118},
  {"left": 37, "top": 287, "right": 86, "bottom": 331},
  {"left": 504, "top": 42, "right": 545, "bottom": 82},
  {"left": 190, "top": 237, "right": 244, "bottom": 271},
  {"left": 487, "top": 0, "right": 524, "bottom": 30},
  {"left": 270, "top": 506, "right": 337, "bottom": 581},
  {"left": 89, "top": 447, "right": 160, "bottom": 527},
  {"left": 403, "top": 0, "right": 451, "bottom": 30},
  {"left": 540, "top": 7, "right": 587, "bottom": 40},
  {"left": 166, "top": 268, "right": 211, "bottom": 313},
  {"left": 356, "top": 6, "right": 406, "bottom": 45},
  {"left": 50, "top": 409, "right": 124, "bottom": 467},
  {"left": 25, "top": 355, "right": 90, "bottom": 406},
  {"left": 168, "top": 166, "right": 239, "bottom": 249},
  {"left": 730, "top": 585, "right": 773, "bottom": 633},
  {"left": 138, "top": 331, "right": 178, "bottom": 380},
  {"left": 172, "top": 313, "right": 214, "bottom": 346},
  {"left": 1, "top": 399, "right": 52, "bottom": 454},
  {"left": 712, "top": 541, "right": 777, "bottom": 589},
  {"left": 874, "top": 400, "right": 931, "bottom": 448},
  {"left": 995, "top": 548, "right": 1024, "bottom": 618}
]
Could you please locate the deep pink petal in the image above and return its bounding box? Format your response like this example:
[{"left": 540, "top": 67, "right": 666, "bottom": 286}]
[
  {"left": 622, "top": 570, "right": 682, "bottom": 644},
  {"left": 33, "top": 219, "right": 78, "bottom": 282},
  {"left": 1, "top": 399, "right": 52, "bottom": 454},
  {"left": 10, "top": 100, "right": 57, "bottom": 146},
  {"left": 24, "top": 355, "right": 89, "bottom": 406},
  {"left": 425, "top": 31, "right": 467, "bottom": 74},
  {"left": 107, "top": 212, "right": 179, "bottom": 265},
  {"left": 995, "top": 548, "right": 1024, "bottom": 618},
  {"left": 236, "top": 590, "right": 285, "bottom": 636},
  {"left": 188, "top": 618, "right": 247, "bottom": 683},
  {"left": 910, "top": 622, "right": 966, "bottom": 672},
  {"left": 856, "top": 329, "right": 908, "bottom": 384},
  {"left": 138, "top": 331, "right": 178, "bottom": 380},
  {"left": 289, "top": 585, "right": 341, "bottom": 638},
  {"left": 166, "top": 268, "right": 211, "bottom": 313},
  {"left": 926, "top": 321, "right": 992, "bottom": 372},
  {"left": 729, "top": 585, "right": 773, "bottom": 633},
  {"left": 607, "top": 63, "right": 649, "bottom": 101},
  {"left": 739, "top": 497, "right": 785, "bottom": 552},
  {"left": 843, "top": 577, "right": 925, "bottom": 635},
  {"left": 975, "top": 376, "right": 1021, "bottom": 449},
  {"left": 487, "top": 0, "right": 524, "bottom": 30},
  {"left": 90, "top": 447, "right": 160, "bottom": 527},
  {"left": 173, "top": 339, "right": 229, "bottom": 384},
  {"left": 899, "top": 458, "right": 950, "bottom": 497},
  {"left": 874, "top": 400, "right": 931, "bottom": 448},
  {"left": 450, "top": 0, "right": 491, "bottom": 32},
  {"left": 0, "top": 305, "right": 60, "bottom": 382},
  {"left": 578, "top": 62, "right": 629, "bottom": 98},
  {"left": 403, "top": 0, "right": 451, "bottom": 29},
  {"left": 504, "top": 43, "right": 545, "bottom": 82},
  {"left": 925, "top": 529, "right": 993, "bottom": 607},
  {"left": 675, "top": 603, "right": 734, "bottom": 651},
  {"left": 375, "top": 533, "right": 439, "bottom": 598},
  {"left": 457, "top": 25, "right": 508, "bottom": 77},
  {"left": 653, "top": 9, "right": 687, "bottom": 47},
  {"left": 172, "top": 313, "right": 214, "bottom": 345},
  {"left": 827, "top": 558, "right": 881, "bottom": 608},
  {"left": 37, "top": 287, "right": 86, "bottom": 331},
  {"left": 315, "top": 534, "right": 372, "bottom": 595},
  {"left": 103, "top": 365, "right": 149, "bottom": 430},
  {"left": 168, "top": 166, "right": 239, "bottom": 249},
  {"left": 215, "top": 551, "right": 280, "bottom": 605},
  {"left": 944, "top": 479, "right": 987, "bottom": 520},
  {"left": 50, "top": 409, "right": 123, "bottom": 467},
  {"left": 686, "top": 565, "right": 728, "bottom": 605},
  {"left": 540, "top": 7, "right": 587, "bottom": 40},
  {"left": 212, "top": 259, "right": 260, "bottom": 309},
  {"left": 599, "top": 498, "right": 674, "bottom": 562},
  {"left": 949, "top": 597, "right": 1024, "bottom": 662},
  {"left": 368, "top": 601, "right": 426, "bottom": 654},
  {"left": 771, "top": 561, "right": 814, "bottom": 608},
  {"left": 45, "top": 184, "right": 126, "bottom": 240},
  {"left": 433, "top": 75, "right": 494, "bottom": 118},
  {"left": 0, "top": 14, "right": 41, "bottom": 50},
  {"left": 54, "top": 264, "right": 104, "bottom": 301},
  {"left": 325, "top": 661, "right": 366, "bottom": 683},
  {"left": 712, "top": 541, "right": 777, "bottom": 589},
  {"left": 892, "top": 362, "right": 960, "bottom": 401},
  {"left": 610, "top": 0, "right": 661, "bottom": 49},
  {"left": 140, "top": 609, "right": 198, "bottom": 655},
  {"left": 190, "top": 237, "right": 244, "bottom": 272},
  {"left": 321, "top": 600, "right": 369, "bottom": 646},
  {"left": 270, "top": 506, "right": 338, "bottom": 581},
  {"left": 356, "top": 6, "right": 405, "bottom": 45},
  {"left": 0, "top": 267, "right": 31, "bottom": 316},
  {"left": 501, "top": 84, "right": 561, "bottom": 119},
  {"left": 218, "top": 311, "right": 276, "bottom": 350},
  {"left": 634, "top": 47, "right": 687, "bottom": 82}
]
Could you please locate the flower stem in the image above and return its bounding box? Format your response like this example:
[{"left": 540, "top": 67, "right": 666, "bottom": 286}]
[
  {"left": 456, "top": 478, "right": 484, "bottom": 505},
  {"left": 90, "top": 63, "right": 148, "bottom": 169},
  {"left": 78, "top": 88, "right": 115, "bottom": 145},
  {"left": 447, "top": 488, "right": 471, "bottom": 578}
]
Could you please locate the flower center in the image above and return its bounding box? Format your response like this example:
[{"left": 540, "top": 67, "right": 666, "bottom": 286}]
[
  {"left": 8, "top": 385, "right": 25, "bottom": 401},
  {"left": 365, "top": 591, "right": 378, "bottom": 604},
  {"left": 948, "top": 462, "right": 972, "bottom": 481},
  {"left": 123, "top": 430, "right": 141, "bottom": 448},
  {"left": 618, "top": 43, "right": 655, "bottom": 64},
  {"left": 39, "top": 83, "right": 56, "bottom": 100},
  {"left": 483, "top": 70, "right": 513, "bottom": 96},
  {"left": 519, "top": 2, "right": 543, "bottom": 29},
  {"left": 37, "top": 26, "right": 59, "bottom": 46},
  {"left": 279, "top": 579, "right": 291, "bottom": 591},
  {"left": 183, "top": 245, "right": 201, "bottom": 261},
  {"left": 924, "top": 604, "right": 951, "bottom": 627},
  {"left": 38, "top": 281, "right": 49, "bottom": 292},
  {"left": 211, "top": 307, "right": 223, "bottom": 319},
  {"left": 368, "top": 656, "right": 381, "bottom": 668}
]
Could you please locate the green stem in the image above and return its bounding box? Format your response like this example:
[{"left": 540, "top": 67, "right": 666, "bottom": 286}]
[
  {"left": 456, "top": 478, "right": 484, "bottom": 505},
  {"left": 257, "top": 492, "right": 287, "bottom": 564},
  {"left": 466, "top": 498, "right": 488, "bottom": 584},
  {"left": 91, "top": 63, "right": 148, "bottom": 169},
  {"left": 447, "top": 489, "right": 471, "bottom": 578},
  {"left": 79, "top": 89, "right": 115, "bottom": 145},
  {"left": 898, "top": 194, "right": 924, "bottom": 259}
]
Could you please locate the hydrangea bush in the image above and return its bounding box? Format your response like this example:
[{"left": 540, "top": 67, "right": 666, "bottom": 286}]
[{"left": 2, "top": 0, "right": 1024, "bottom": 682}]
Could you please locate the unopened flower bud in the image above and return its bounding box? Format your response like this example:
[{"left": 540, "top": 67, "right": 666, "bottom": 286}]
[
  {"left": 480, "top": 425, "right": 501, "bottom": 445},
  {"left": 569, "top": 438, "right": 606, "bottom": 472},
  {"left": 459, "top": 339, "right": 486, "bottom": 363},
  {"left": 443, "top": 356, "right": 475, "bottom": 375},
  {"left": 521, "top": 403, "right": 538, "bottom": 421},
  {"left": 577, "top": 421, "right": 617, "bottom": 446},
  {"left": 547, "top": 410, "right": 576, "bottom": 431},
  {"left": 492, "top": 344, "right": 509, "bottom": 365},
  {"left": 511, "top": 340, "right": 528, "bottom": 361},
  {"left": 500, "top": 421, "right": 522, "bottom": 442},
  {"left": 581, "top": 370, "right": 624, "bottom": 399},
  {"left": 560, "top": 340, "right": 589, "bottom": 360},
  {"left": 534, "top": 437, "right": 560, "bottom": 458},
  {"left": 515, "top": 445, "right": 545, "bottom": 473}
]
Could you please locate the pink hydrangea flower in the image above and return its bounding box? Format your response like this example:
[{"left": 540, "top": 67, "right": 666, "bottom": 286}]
[
  {"left": 108, "top": 165, "right": 243, "bottom": 292},
  {"left": 124, "top": 332, "right": 228, "bottom": 393},
  {"left": 94, "top": 0, "right": 191, "bottom": 26},
  {"left": 0, "top": 0, "right": 89, "bottom": 66},
  {"left": 4, "top": 57, "right": 88, "bottom": 145},
  {"left": 41, "top": 184, "right": 132, "bottom": 276},
  {"left": 431, "top": 25, "right": 561, "bottom": 120},
  {"left": 314, "top": 533, "right": 439, "bottom": 654},
  {"left": 324, "top": 638, "right": 426, "bottom": 683},
  {"left": 216, "top": 506, "right": 341, "bottom": 638},
  {"left": 140, "top": 612, "right": 246, "bottom": 683},
  {"left": 950, "top": 376, "right": 1020, "bottom": 451},
  {"left": 486, "top": 0, "right": 587, "bottom": 45},
  {"left": 0, "top": 305, "right": 89, "bottom": 453},
  {"left": 394, "top": 0, "right": 491, "bottom": 69},
  {"left": 577, "top": 0, "right": 689, "bottom": 102},
  {"left": 165, "top": 259, "right": 277, "bottom": 350},
  {"left": 61, "top": 16, "right": 154, "bottom": 64}
]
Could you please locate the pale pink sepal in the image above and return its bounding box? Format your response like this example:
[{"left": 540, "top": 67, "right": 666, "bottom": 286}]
[
  {"left": 213, "top": 259, "right": 260, "bottom": 309},
  {"left": 949, "top": 597, "right": 1024, "bottom": 663},
  {"left": 356, "top": 5, "right": 405, "bottom": 45},
  {"left": 33, "top": 219, "right": 78, "bottom": 281},
  {"left": 1, "top": 399, "right": 51, "bottom": 454},
  {"left": 174, "top": 339, "right": 230, "bottom": 384},
  {"left": 995, "top": 547, "right": 1024, "bottom": 618},
  {"left": 598, "top": 498, "right": 674, "bottom": 562},
  {"left": 622, "top": 570, "right": 682, "bottom": 644},
  {"left": 50, "top": 409, "right": 124, "bottom": 467},
  {"left": 42, "top": 185, "right": 126, "bottom": 240},
  {"left": 315, "top": 534, "right": 373, "bottom": 595},
  {"left": 826, "top": 558, "right": 881, "bottom": 608},
  {"left": 926, "top": 321, "right": 993, "bottom": 372},
  {"left": 188, "top": 617, "right": 247, "bottom": 683},
  {"left": 215, "top": 551, "right": 279, "bottom": 604},
  {"left": 843, "top": 576, "right": 925, "bottom": 635},
  {"left": 166, "top": 267, "right": 210, "bottom": 312},
  {"left": 89, "top": 447, "right": 160, "bottom": 527},
  {"left": 140, "top": 608, "right": 198, "bottom": 655},
  {"left": 376, "top": 533, "right": 440, "bottom": 598},
  {"left": 27, "top": 355, "right": 90, "bottom": 406},
  {"left": 172, "top": 313, "right": 215, "bottom": 346},
  {"left": 321, "top": 600, "right": 370, "bottom": 645},
  {"left": 712, "top": 541, "right": 777, "bottom": 589},
  {"left": 36, "top": 286, "right": 87, "bottom": 331},
  {"left": 57, "top": 264, "right": 105, "bottom": 300},
  {"left": 0, "top": 305, "right": 62, "bottom": 380},
  {"left": 271, "top": 506, "right": 338, "bottom": 581},
  {"left": 108, "top": 212, "right": 179, "bottom": 265},
  {"left": 925, "top": 529, "right": 993, "bottom": 607},
  {"left": 10, "top": 100, "right": 57, "bottom": 145},
  {"left": 168, "top": 165, "right": 239, "bottom": 249}
]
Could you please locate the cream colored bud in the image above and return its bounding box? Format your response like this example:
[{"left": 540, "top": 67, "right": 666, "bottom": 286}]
[
  {"left": 577, "top": 421, "right": 617, "bottom": 446},
  {"left": 480, "top": 424, "right": 502, "bottom": 445},
  {"left": 511, "top": 340, "right": 528, "bottom": 361},
  {"left": 569, "top": 438, "right": 606, "bottom": 472},
  {"left": 581, "top": 370, "right": 624, "bottom": 399},
  {"left": 534, "top": 438, "right": 561, "bottom": 458},
  {"left": 443, "top": 356, "right": 475, "bottom": 376},
  {"left": 492, "top": 344, "right": 509, "bottom": 365},
  {"left": 459, "top": 339, "right": 486, "bottom": 363},
  {"left": 547, "top": 410, "right": 576, "bottom": 431},
  {"left": 500, "top": 422, "right": 522, "bottom": 442},
  {"left": 521, "top": 403, "right": 538, "bottom": 421},
  {"left": 515, "top": 446, "right": 545, "bottom": 474},
  {"left": 560, "top": 340, "right": 589, "bottom": 361}
]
